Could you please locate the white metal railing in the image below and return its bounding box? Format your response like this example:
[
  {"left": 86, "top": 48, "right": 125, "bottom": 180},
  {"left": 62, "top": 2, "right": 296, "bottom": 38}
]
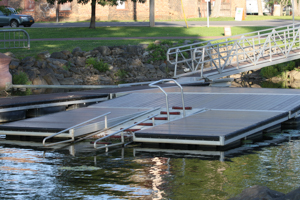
[
  {"left": 43, "top": 112, "right": 110, "bottom": 147},
  {"left": 0, "top": 29, "right": 30, "bottom": 49},
  {"left": 74, "top": 107, "right": 161, "bottom": 143},
  {"left": 167, "top": 23, "right": 300, "bottom": 79},
  {"left": 149, "top": 79, "right": 186, "bottom": 120},
  {"left": 93, "top": 114, "right": 158, "bottom": 150}
]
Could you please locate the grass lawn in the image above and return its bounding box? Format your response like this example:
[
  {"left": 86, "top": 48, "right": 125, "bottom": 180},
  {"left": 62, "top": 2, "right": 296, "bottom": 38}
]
[
  {"left": 2, "top": 26, "right": 271, "bottom": 39},
  {"left": 0, "top": 26, "right": 273, "bottom": 59}
]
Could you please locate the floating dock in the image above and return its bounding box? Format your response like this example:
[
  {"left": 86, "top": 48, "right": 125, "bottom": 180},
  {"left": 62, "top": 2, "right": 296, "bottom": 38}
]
[{"left": 1, "top": 85, "right": 300, "bottom": 149}]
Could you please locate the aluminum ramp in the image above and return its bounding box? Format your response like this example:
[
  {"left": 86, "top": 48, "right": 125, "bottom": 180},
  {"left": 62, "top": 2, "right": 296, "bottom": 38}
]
[{"left": 168, "top": 23, "right": 300, "bottom": 81}]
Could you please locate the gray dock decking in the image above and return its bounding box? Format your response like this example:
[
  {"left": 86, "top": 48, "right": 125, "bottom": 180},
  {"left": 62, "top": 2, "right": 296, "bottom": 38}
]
[{"left": 1, "top": 86, "right": 300, "bottom": 148}]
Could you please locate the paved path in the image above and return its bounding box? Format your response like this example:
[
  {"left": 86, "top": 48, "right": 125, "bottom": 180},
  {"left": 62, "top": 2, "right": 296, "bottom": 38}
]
[
  {"left": 31, "top": 36, "right": 225, "bottom": 41},
  {"left": 31, "top": 20, "right": 299, "bottom": 28}
]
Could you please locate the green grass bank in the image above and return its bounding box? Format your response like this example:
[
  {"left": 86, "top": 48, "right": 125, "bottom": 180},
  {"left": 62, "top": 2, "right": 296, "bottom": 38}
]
[{"left": 0, "top": 26, "right": 272, "bottom": 58}]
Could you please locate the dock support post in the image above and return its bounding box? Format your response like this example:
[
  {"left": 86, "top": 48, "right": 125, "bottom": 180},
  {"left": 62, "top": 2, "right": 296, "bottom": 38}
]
[{"left": 220, "top": 136, "right": 225, "bottom": 146}]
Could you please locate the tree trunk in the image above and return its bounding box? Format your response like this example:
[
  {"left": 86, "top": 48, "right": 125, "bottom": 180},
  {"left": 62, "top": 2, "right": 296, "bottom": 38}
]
[
  {"left": 293, "top": 0, "right": 299, "bottom": 16},
  {"left": 280, "top": 3, "right": 283, "bottom": 16},
  {"left": 89, "top": 0, "right": 96, "bottom": 29},
  {"left": 210, "top": 0, "right": 221, "bottom": 17},
  {"left": 257, "top": 0, "right": 263, "bottom": 16},
  {"left": 56, "top": 0, "right": 59, "bottom": 22},
  {"left": 298, "top": 0, "right": 300, "bottom": 16}
]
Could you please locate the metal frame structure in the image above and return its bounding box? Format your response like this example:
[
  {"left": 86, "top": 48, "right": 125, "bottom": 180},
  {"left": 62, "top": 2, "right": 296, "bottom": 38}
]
[
  {"left": 167, "top": 23, "right": 300, "bottom": 80},
  {"left": 0, "top": 29, "right": 30, "bottom": 49}
]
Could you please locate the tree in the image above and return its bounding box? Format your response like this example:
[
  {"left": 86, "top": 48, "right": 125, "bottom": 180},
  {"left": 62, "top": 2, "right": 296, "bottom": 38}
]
[
  {"left": 292, "top": 0, "right": 298, "bottom": 16},
  {"left": 210, "top": 0, "right": 221, "bottom": 17},
  {"left": 257, "top": 0, "right": 263, "bottom": 16},
  {"left": 47, "top": 0, "right": 145, "bottom": 29},
  {"left": 279, "top": 0, "right": 290, "bottom": 16},
  {"left": 298, "top": 0, "right": 300, "bottom": 16}
]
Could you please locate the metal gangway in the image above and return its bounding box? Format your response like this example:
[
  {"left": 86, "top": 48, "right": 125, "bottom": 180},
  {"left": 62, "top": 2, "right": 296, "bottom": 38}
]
[{"left": 167, "top": 23, "right": 300, "bottom": 81}]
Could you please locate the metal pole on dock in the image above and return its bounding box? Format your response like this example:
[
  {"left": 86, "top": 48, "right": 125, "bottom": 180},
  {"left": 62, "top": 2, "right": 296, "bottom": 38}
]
[{"left": 206, "top": 0, "right": 210, "bottom": 28}]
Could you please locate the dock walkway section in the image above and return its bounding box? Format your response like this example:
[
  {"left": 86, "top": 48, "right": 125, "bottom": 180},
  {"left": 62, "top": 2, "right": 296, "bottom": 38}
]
[{"left": 1, "top": 86, "right": 300, "bottom": 149}]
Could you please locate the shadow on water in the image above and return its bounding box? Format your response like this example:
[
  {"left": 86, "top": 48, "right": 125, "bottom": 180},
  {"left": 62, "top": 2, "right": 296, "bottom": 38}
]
[{"left": 1, "top": 126, "right": 300, "bottom": 199}]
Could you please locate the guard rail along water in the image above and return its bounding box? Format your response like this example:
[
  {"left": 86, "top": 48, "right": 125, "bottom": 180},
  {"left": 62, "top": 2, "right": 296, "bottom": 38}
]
[
  {"left": 167, "top": 23, "right": 300, "bottom": 80},
  {"left": 0, "top": 29, "right": 30, "bottom": 49}
]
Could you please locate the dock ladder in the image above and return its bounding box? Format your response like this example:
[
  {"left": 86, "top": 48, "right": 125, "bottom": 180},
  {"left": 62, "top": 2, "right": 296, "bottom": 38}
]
[{"left": 149, "top": 79, "right": 188, "bottom": 121}]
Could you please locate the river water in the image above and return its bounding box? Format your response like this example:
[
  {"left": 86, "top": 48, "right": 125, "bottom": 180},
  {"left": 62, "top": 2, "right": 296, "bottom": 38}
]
[
  {"left": 1, "top": 130, "right": 300, "bottom": 199},
  {"left": 2, "top": 85, "right": 300, "bottom": 199}
]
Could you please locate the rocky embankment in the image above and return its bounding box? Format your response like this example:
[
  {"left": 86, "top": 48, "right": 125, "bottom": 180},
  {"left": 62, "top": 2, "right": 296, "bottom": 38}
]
[
  {"left": 229, "top": 185, "right": 300, "bottom": 200},
  {"left": 6, "top": 43, "right": 190, "bottom": 86},
  {"left": 5, "top": 40, "right": 300, "bottom": 91}
]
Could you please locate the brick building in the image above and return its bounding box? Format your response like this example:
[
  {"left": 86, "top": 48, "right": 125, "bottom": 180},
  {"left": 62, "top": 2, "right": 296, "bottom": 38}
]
[{"left": 0, "top": 0, "right": 245, "bottom": 22}]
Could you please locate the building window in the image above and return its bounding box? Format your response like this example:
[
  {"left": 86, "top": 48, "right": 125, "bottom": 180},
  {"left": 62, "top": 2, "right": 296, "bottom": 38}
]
[
  {"left": 60, "top": 2, "right": 71, "bottom": 11},
  {"left": 25, "top": 0, "right": 35, "bottom": 11},
  {"left": 116, "top": 0, "right": 125, "bottom": 9}
]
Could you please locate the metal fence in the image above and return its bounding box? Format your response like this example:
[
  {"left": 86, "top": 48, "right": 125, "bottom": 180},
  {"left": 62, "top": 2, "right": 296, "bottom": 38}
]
[{"left": 0, "top": 29, "right": 30, "bottom": 49}]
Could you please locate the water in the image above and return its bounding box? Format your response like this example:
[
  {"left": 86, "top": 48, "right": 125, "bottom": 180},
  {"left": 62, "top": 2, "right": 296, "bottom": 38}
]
[
  {"left": 1, "top": 131, "right": 300, "bottom": 200},
  {"left": 2, "top": 84, "right": 300, "bottom": 199}
]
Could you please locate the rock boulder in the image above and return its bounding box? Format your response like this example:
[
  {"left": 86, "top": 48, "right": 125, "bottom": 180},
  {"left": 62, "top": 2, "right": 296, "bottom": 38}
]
[{"left": 0, "top": 53, "right": 12, "bottom": 89}]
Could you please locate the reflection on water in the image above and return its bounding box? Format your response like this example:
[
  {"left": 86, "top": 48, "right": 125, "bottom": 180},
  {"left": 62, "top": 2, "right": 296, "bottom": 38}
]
[{"left": 1, "top": 133, "right": 300, "bottom": 199}]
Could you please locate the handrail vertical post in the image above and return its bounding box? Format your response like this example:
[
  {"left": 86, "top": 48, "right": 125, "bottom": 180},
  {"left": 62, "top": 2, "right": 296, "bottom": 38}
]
[
  {"left": 105, "top": 115, "right": 108, "bottom": 129},
  {"left": 180, "top": 85, "right": 186, "bottom": 117},
  {"left": 201, "top": 47, "right": 205, "bottom": 78},
  {"left": 121, "top": 132, "right": 124, "bottom": 144},
  {"left": 165, "top": 93, "right": 170, "bottom": 121},
  {"left": 284, "top": 31, "right": 287, "bottom": 56}
]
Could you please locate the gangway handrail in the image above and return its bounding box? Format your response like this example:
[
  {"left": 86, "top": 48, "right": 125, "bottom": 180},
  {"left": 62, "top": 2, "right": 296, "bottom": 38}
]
[
  {"left": 167, "top": 22, "right": 300, "bottom": 60},
  {"left": 149, "top": 79, "right": 185, "bottom": 120},
  {"left": 0, "top": 29, "right": 30, "bottom": 49},
  {"left": 94, "top": 114, "right": 159, "bottom": 150},
  {"left": 43, "top": 112, "right": 111, "bottom": 147},
  {"left": 167, "top": 22, "right": 300, "bottom": 79}
]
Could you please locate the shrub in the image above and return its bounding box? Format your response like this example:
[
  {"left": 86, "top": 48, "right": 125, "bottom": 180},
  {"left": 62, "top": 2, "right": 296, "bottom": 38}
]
[
  {"left": 12, "top": 71, "right": 31, "bottom": 85},
  {"left": 260, "top": 81, "right": 289, "bottom": 88},
  {"left": 260, "top": 61, "right": 297, "bottom": 79},
  {"left": 147, "top": 41, "right": 172, "bottom": 63},
  {"left": 115, "top": 69, "right": 127, "bottom": 78},
  {"left": 86, "top": 57, "right": 109, "bottom": 72},
  {"left": 260, "top": 66, "right": 278, "bottom": 79},
  {"left": 62, "top": 61, "right": 71, "bottom": 71}
]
